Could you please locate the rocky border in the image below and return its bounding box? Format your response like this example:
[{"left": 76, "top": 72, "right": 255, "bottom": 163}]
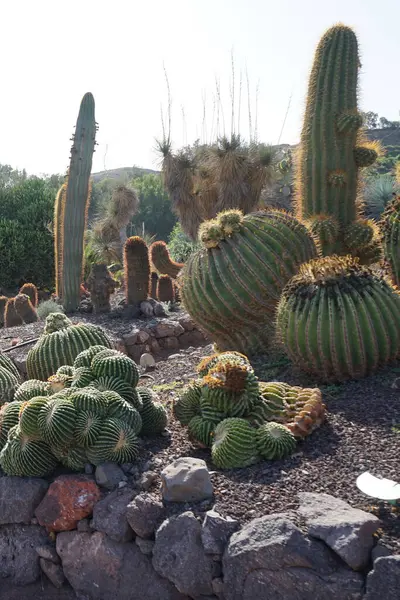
[{"left": 0, "top": 458, "right": 397, "bottom": 600}]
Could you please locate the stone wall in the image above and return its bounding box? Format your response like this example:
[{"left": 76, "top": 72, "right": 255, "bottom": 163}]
[{"left": 0, "top": 458, "right": 397, "bottom": 600}]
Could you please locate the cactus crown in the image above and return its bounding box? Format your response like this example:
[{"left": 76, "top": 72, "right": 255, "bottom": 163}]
[
  {"left": 203, "top": 361, "right": 250, "bottom": 393},
  {"left": 44, "top": 313, "right": 73, "bottom": 334}
]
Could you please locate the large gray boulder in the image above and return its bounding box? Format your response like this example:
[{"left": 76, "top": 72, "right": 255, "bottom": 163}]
[
  {"left": 201, "top": 510, "right": 239, "bottom": 555},
  {"left": 298, "top": 492, "right": 380, "bottom": 570},
  {"left": 57, "top": 531, "right": 187, "bottom": 600},
  {"left": 153, "top": 511, "right": 215, "bottom": 597},
  {"left": 161, "top": 457, "right": 213, "bottom": 502},
  {"left": 0, "top": 477, "right": 48, "bottom": 524},
  {"left": 91, "top": 489, "right": 135, "bottom": 543},
  {"left": 0, "top": 524, "right": 48, "bottom": 585},
  {"left": 222, "top": 515, "right": 364, "bottom": 600},
  {"left": 126, "top": 493, "right": 166, "bottom": 539},
  {"left": 365, "top": 555, "right": 400, "bottom": 600}
]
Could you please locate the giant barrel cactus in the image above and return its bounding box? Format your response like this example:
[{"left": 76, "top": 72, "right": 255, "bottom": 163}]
[
  {"left": 27, "top": 313, "right": 112, "bottom": 381},
  {"left": 55, "top": 93, "right": 96, "bottom": 310},
  {"left": 277, "top": 256, "right": 400, "bottom": 382},
  {"left": 180, "top": 209, "right": 317, "bottom": 354},
  {"left": 382, "top": 195, "right": 400, "bottom": 287},
  {"left": 295, "top": 24, "right": 381, "bottom": 263}
]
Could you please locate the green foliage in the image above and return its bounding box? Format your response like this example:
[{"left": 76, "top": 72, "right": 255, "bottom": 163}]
[
  {"left": 181, "top": 210, "right": 317, "bottom": 354},
  {"left": 277, "top": 255, "right": 400, "bottom": 382},
  {"left": 167, "top": 223, "right": 201, "bottom": 263},
  {"left": 0, "top": 178, "right": 54, "bottom": 289},
  {"left": 130, "top": 174, "right": 177, "bottom": 241},
  {"left": 37, "top": 300, "right": 65, "bottom": 320},
  {"left": 255, "top": 422, "right": 296, "bottom": 460},
  {"left": 364, "top": 174, "right": 399, "bottom": 219}
]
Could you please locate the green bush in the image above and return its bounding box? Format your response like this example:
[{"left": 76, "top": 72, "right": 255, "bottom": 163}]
[
  {"left": 0, "top": 179, "right": 54, "bottom": 290},
  {"left": 167, "top": 223, "right": 200, "bottom": 262},
  {"left": 129, "top": 174, "right": 177, "bottom": 241}
]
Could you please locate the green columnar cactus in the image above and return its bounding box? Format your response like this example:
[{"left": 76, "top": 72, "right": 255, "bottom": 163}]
[
  {"left": 19, "top": 283, "right": 38, "bottom": 307},
  {"left": 4, "top": 298, "right": 23, "bottom": 327},
  {"left": 181, "top": 209, "right": 317, "bottom": 354},
  {"left": 54, "top": 183, "right": 67, "bottom": 299},
  {"left": 382, "top": 195, "right": 400, "bottom": 287},
  {"left": 27, "top": 314, "right": 112, "bottom": 381},
  {"left": 157, "top": 275, "right": 175, "bottom": 303},
  {"left": 211, "top": 418, "right": 258, "bottom": 469},
  {"left": 56, "top": 93, "right": 96, "bottom": 311},
  {"left": 124, "top": 236, "right": 150, "bottom": 305},
  {"left": 295, "top": 24, "right": 381, "bottom": 263},
  {"left": 150, "top": 241, "right": 184, "bottom": 278},
  {"left": 255, "top": 422, "right": 296, "bottom": 460},
  {"left": 277, "top": 255, "right": 400, "bottom": 382}
]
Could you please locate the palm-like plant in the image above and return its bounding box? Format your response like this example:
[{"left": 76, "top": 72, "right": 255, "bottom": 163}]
[{"left": 363, "top": 174, "right": 400, "bottom": 219}]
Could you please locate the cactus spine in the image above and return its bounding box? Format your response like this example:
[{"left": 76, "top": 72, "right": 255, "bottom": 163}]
[
  {"left": 277, "top": 255, "right": 400, "bottom": 382},
  {"left": 150, "top": 241, "right": 184, "bottom": 278},
  {"left": 123, "top": 236, "right": 150, "bottom": 305},
  {"left": 55, "top": 93, "right": 96, "bottom": 310},
  {"left": 382, "top": 195, "right": 400, "bottom": 287},
  {"left": 157, "top": 275, "right": 175, "bottom": 303},
  {"left": 296, "top": 25, "right": 381, "bottom": 263},
  {"left": 181, "top": 210, "right": 317, "bottom": 354}
]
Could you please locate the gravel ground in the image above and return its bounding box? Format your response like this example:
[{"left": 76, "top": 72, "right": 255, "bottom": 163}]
[{"left": 137, "top": 344, "right": 400, "bottom": 555}]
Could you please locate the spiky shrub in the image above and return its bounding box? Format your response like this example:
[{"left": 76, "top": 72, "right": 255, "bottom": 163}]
[
  {"left": 54, "top": 93, "right": 96, "bottom": 311},
  {"left": 14, "top": 294, "right": 38, "bottom": 324},
  {"left": 4, "top": 298, "right": 23, "bottom": 327},
  {"left": 19, "top": 283, "right": 38, "bottom": 307},
  {"left": 26, "top": 313, "right": 112, "bottom": 381},
  {"left": 252, "top": 382, "right": 326, "bottom": 437},
  {"left": 150, "top": 241, "right": 184, "bottom": 279},
  {"left": 277, "top": 255, "right": 400, "bottom": 382},
  {"left": 124, "top": 236, "right": 150, "bottom": 305},
  {"left": 157, "top": 275, "right": 175, "bottom": 303},
  {"left": 255, "top": 422, "right": 296, "bottom": 460},
  {"left": 382, "top": 195, "right": 400, "bottom": 287},
  {"left": 295, "top": 24, "right": 382, "bottom": 263},
  {"left": 181, "top": 209, "right": 317, "bottom": 354},
  {"left": 0, "top": 425, "right": 57, "bottom": 477},
  {"left": 86, "top": 264, "right": 117, "bottom": 313},
  {"left": 37, "top": 299, "right": 65, "bottom": 320},
  {"left": 211, "top": 418, "right": 258, "bottom": 469},
  {"left": 0, "top": 366, "right": 19, "bottom": 404}
]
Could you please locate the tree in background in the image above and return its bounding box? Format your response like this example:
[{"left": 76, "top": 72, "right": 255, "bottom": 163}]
[{"left": 129, "top": 173, "right": 177, "bottom": 241}]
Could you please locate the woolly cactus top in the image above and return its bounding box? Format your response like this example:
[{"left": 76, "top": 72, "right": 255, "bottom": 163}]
[{"left": 43, "top": 313, "right": 73, "bottom": 334}]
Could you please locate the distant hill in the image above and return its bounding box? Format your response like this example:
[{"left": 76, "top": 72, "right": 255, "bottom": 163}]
[
  {"left": 366, "top": 127, "right": 400, "bottom": 146},
  {"left": 92, "top": 166, "right": 159, "bottom": 183}
]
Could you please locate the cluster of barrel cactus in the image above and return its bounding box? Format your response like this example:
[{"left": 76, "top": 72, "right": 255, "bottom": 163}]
[
  {"left": 173, "top": 352, "right": 325, "bottom": 468},
  {"left": 0, "top": 345, "right": 167, "bottom": 477}
]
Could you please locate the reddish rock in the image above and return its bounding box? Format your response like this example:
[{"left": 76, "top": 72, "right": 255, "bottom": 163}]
[{"left": 35, "top": 475, "right": 101, "bottom": 532}]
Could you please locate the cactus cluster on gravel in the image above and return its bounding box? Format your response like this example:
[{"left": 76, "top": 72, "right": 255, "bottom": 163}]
[
  {"left": 0, "top": 345, "right": 167, "bottom": 477},
  {"left": 173, "top": 352, "right": 325, "bottom": 468}
]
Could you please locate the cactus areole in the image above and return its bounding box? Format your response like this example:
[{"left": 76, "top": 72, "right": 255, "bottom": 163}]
[{"left": 60, "top": 93, "right": 96, "bottom": 311}]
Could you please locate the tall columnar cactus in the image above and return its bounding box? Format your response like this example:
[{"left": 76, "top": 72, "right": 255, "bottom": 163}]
[
  {"left": 55, "top": 93, "right": 96, "bottom": 310},
  {"left": 124, "top": 236, "right": 150, "bottom": 305},
  {"left": 277, "top": 255, "right": 400, "bottom": 382},
  {"left": 19, "top": 283, "right": 38, "bottom": 307},
  {"left": 14, "top": 294, "right": 38, "bottom": 324},
  {"left": 151, "top": 272, "right": 159, "bottom": 299},
  {"left": 157, "top": 275, "right": 175, "bottom": 303},
  {"left": 4, "top": 298, "right": 23, "bottom": 328},
  {"left": 150, "top": 241, "right": 184, "bottom": 278},
  {"left": 180, "top": 209, "right": 317, "bottom": 354},
  {"left": 382, "top": 195, "right": 400, "bottom": 287},
  {"left": 295, "top": 25, "right": 381, "bottom": 263}
]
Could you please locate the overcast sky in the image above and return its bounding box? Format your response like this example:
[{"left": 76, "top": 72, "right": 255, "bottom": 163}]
[{"left": 1, "top": 0, "right": 399, "bottom": 176}]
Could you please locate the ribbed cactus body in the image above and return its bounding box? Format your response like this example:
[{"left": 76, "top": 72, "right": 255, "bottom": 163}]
[
  {"left": 0, "top": 296, "right": 7, "bottom": 326},
  {"left": 296, "top": 25, "right": 379, "bottom": 261},
  {"left": 19, "top": 396, "right": 50, "bottom": 438},
  {"left": 157, "top": 275, "right": 175, "bottom": 303},
  {"left": 150, "top": 241, "right": 184, "bottom": 278},
  {"left": 91, "top": 352, "right": 139, "bottom": 386},
  {"left": 0, "top": 425, "right": 57, "bottom": 477},
  {"left": 27, "top": 315, "right": 112, "bottom": 381},
  {"left": 0, "top": 401, "right": 23, "bottom": 448},
  {"left": 37, "top": 398, "right": 76, "bottom": 448},
  {"left": 74, "top": 345, "right": 111, "bottom": 369},
  {"left": 0, "top": 366, "right": 19, "bottom": 404},
  {"left": 91, "top": 376, "right": 138, "bottom": 406},
  {"left": 211, "top": 418, "right": 258, "bottom": 469},
  {"left": 137, "top": 387, "right": 167, "bottom": 435},
  {"left": 0, "top": 354, "right": 21, "bottom": 382},
  {"left": 71, "top": 367, "right": 95, "bottom": 388},
  {"left": 181, "top": 210, "right": 317, "bottom": 354},
  {"left": 86, "top": 418, "right": 139, "bottom": 465},
  {"left": 56, "top": 93, "right": 96, "bottom": 311},
  {"left": 188, "top": 415, "right": 215, "bottom": 447},
  {"left": 173, "top": 381, "right": 202, "bottom": 425},
  {"left": 70, "top": 389, "right": 108, "bottom": 416},
  {"left": 52, "top": 446, "right": 87, "bottom": 471},
  {"left": 74, "top": 411, "right": 103, "bottom": 447},
  {"left": 255, "top": 422, "right": 296, "bottom": 460},
  {"left": 124, "top": 236, "right": 150, "bottom": 305},
  {"left": 277, "top": 256, "right": 400, "bottom": 381},
  {"left": 382, "top": 196, "right": 400, "bottom": 287}
]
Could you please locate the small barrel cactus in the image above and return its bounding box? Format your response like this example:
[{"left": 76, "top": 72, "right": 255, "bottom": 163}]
[
  {"left": 255, "top": 422, "right": 297, "bottom": 460},
  {"left": 14, "top": 380, "right": 50, "bottom": 405},
  {"left": 0, "top": 425, "right": 57, "bottom": 477},
  {"left": 211, "top": 418, "right": 258, "bottom": 469},
  {"left": 202, "top": 359, "right": 259, "bottom": 417},
  {"left": 137, "top": 387, "right": 168, "bottom": 435},
  {"left": 37, "top": 397, "right": 77, "bottom": 448},
  {"left": 74, "top": 345, "right": 111, "bottom": 369},
  {"left": 52, "top": 446, "right": 87, "bottom": 471},
  {"left": 124, "top": 236, "right": 150, "bottom": 305},
  {"left": 188, "top": 415, "right": 215, "bottom": 447},
  {"left": 180, "top": 209, "right": 317, "bottom": 354},
  {"left": 150, "top": 241, "right": 184, "bottom": 278},
  {"left": 157, "top": 275, "right": 175, "bottom": 303},
  {"left": 173, "top": 380, "right": 202, "bottom": 425},
  {"left": 382, "top": 195, "right": 400, "bottom": 287},
  {"left": 27, "top": 314, "right": 112, "bottom": 381},
  {"left": 19, "top": 396, "right": 50, "bottom": 438},
  {"left": 0, "top": 366, "right": 19, "bottom": 404},
  {"left": 277, "top": 255, "right": 400, "bottom": 381},
  {"left": 86, "top": 418, "right": 140, "bottom": 465},
  {"left": 91, "top": 351, "right": 139, "bottom": 386},
  {"left": 0, "top": 401, "right": 24, "bottom": 448},
  {"left": 0, "top": 354, "right": 21, "bottom": 382}
]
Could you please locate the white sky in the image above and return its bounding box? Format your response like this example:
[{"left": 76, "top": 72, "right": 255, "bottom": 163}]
[{"left": 1, "top": 0, "right": 399, "bottom": 176}]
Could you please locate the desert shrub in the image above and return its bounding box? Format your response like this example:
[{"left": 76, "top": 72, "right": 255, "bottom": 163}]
[
  {"left": 167, "top": 223, "right": 200, "bottom": 262},
  {"left": 37, "top": 300, "right": 65, "bottom": 320},
  {"left": 0, "top": 179, "right": 54, "bottom": 290}
]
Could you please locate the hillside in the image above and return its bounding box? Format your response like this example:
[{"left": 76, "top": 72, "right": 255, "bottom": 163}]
[{"left": 92, "top": 166, "right": 159, "bottom": 183}]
